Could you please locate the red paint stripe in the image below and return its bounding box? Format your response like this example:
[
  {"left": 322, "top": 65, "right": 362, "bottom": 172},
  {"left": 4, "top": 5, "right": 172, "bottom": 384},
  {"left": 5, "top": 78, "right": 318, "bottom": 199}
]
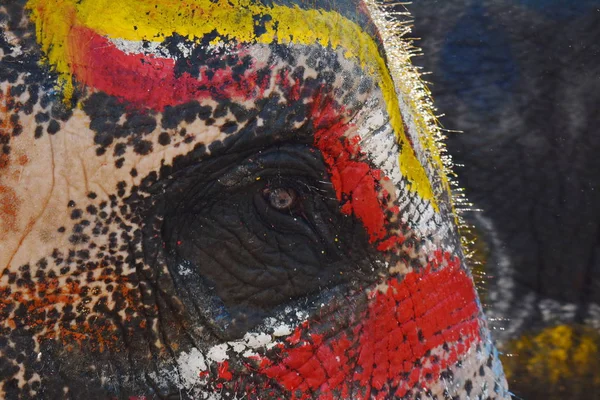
[
  {"left": 67, "top": 25, "right": 267, "bottom": 110},
  {"left": 311, "top": 92, "right": 390, "bottom": 244},
  {"left": 259, "top": 256, "right": 481, "bottom": 399},
  {"left": 217, "top": 361, "right": 233, "bottom": 381}
]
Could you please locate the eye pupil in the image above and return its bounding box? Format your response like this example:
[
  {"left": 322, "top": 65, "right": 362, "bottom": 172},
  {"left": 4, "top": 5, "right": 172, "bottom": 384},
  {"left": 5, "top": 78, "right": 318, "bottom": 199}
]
[{"left": 268, "top": 188, "right": 297, "bottom": 210}]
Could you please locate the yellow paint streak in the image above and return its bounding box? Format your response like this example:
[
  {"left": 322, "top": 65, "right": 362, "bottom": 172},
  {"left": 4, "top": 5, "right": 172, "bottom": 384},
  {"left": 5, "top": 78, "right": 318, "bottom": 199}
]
[
  {"left": 502, "top": 324, "right": 600, "bottom": 400},
  {"left": 27, "top": 1, "right": 77, "bottom": 100},
  {"left": 26, "top": 0, "right": 437, "bottom": 207}
]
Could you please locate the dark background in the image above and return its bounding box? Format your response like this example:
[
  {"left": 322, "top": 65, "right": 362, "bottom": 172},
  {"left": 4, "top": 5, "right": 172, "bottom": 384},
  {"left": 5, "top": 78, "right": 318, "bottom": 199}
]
[{"left": 406, "top": 0, "right": 600, "bottom": 398}]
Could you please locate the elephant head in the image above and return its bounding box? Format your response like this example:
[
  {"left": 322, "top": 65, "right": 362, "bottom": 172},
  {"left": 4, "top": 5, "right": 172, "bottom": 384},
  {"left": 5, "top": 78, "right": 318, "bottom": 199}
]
[{"left": 0, "top": 0, "right": 510, "bottom": 398}]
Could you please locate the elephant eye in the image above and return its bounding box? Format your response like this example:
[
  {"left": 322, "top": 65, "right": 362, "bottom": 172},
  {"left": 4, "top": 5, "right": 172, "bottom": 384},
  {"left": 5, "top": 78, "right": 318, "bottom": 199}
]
[
  {"left": 149, "top": 144, "right": 378, "bottom": 338},
  {"left": 265, "top": 187, "right": 298, "bottom": 211}
]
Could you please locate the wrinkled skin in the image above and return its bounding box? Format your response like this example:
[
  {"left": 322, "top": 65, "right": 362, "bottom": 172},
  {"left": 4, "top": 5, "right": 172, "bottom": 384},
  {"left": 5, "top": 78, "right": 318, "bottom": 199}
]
[{"left": 0, "top": 1, "right": 509, "bottom": 399}]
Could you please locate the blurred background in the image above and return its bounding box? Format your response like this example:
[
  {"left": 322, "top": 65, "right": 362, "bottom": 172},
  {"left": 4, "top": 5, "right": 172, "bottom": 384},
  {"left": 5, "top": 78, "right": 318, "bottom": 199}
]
[{"left": 406, "top": 1, "right": 600, "bottom": 399}]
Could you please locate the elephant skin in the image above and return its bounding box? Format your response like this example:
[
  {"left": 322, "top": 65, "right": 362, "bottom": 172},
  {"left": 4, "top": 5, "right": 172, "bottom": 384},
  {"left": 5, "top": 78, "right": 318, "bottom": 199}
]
[{"left": 0, "top": 1, "right": 509, "bottom": 399}]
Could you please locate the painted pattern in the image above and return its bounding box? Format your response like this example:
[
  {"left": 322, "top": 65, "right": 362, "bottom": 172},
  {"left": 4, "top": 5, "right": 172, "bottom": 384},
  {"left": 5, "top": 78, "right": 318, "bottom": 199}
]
[{"left": 0, "top": 0, "right": 509, "bottom": 398}]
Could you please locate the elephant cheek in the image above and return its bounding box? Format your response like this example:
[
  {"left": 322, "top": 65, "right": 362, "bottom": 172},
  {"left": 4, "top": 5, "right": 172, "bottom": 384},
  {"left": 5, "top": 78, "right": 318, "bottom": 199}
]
[{"left": 209, "top": 256, "right": 482, "bottom": 399}]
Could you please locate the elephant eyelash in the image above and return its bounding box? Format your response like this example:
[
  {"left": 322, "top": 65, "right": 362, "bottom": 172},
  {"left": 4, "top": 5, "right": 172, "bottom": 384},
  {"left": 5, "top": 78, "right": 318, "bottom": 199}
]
[{"left": 296, "top": 181, "right": 338, "bottom": 202}]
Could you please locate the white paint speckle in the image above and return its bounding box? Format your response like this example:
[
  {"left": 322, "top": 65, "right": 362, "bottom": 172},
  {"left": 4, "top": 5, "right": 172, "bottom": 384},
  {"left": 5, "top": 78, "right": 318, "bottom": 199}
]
[
  {"left": 243, "top": 332, "right": 272, "bottom": 349},
  {"left": 178, "top": 263, "right": 193, "bottom": 276},
  {"left": 207, "top": 343, "right": 229, "bottom": 363},
  {"left": 272, "top": 324, "right": 292, "bottom": 337},
  {"left": 177, "top": 347, "right": 208, "bottom": 389}
]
